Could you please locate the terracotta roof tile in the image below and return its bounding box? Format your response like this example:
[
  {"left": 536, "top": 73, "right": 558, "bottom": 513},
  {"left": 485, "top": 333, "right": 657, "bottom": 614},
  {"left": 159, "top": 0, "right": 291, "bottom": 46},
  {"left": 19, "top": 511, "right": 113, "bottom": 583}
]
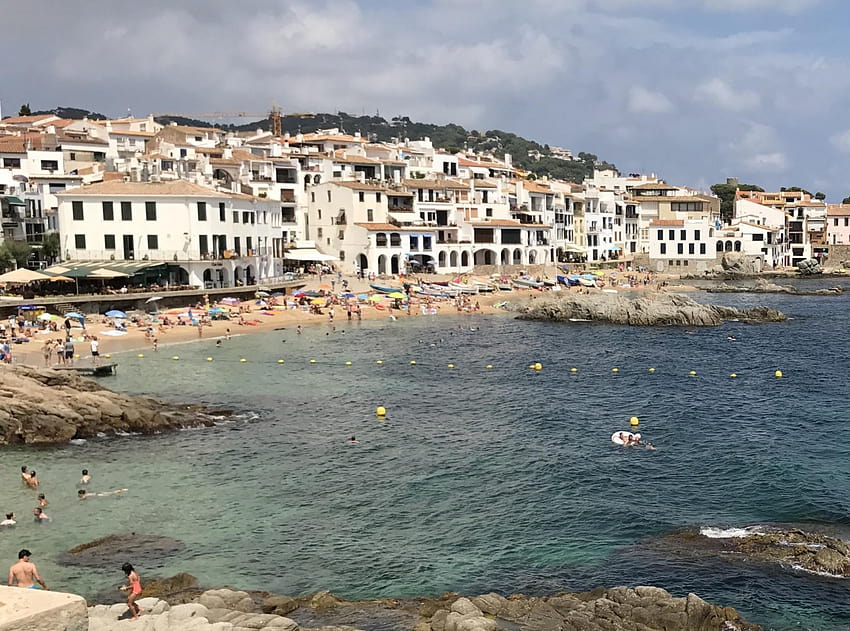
[
  {"left": 57, "top": 180, "right": 230, "bottom": 197},
  {"left": 649, "top": 219, "right": 684, "bottom": 226}
]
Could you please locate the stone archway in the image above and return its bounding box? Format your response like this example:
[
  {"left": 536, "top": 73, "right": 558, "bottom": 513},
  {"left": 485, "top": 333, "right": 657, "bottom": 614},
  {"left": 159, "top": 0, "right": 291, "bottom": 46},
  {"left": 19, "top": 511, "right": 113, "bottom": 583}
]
[
  {"left": 377, "top": 255, "right": 387, "bottom": 274},
  {"left": 438, "top": 251, "right": 447, "bottom": 268},
  {"left": 529, "top": 250, "right": 537, "bottom": 264},
  {"left": 716, "top": 241, "right": 723, "bottom": 252},
  {"left": 501, "top": 248, "right": 510, "bottom": 265},
  {"left": 461, "top": 251, "right": 470, "bottom": 267},
  {"left": 725, "top": 241, "right": 733, "bottom": 252},
  {"left": 357, "top": 253, "right": 368, "bottom": 273},
  {"left": 244, "top": 265, "right": 255, "bottom": 285},
  {"left": 450, "top": 251, "right": 458, "bottom": 267},
  {"left": 734, "top": 241, "right": 742, "bottom": 252},
  {"left": 234, "top": 266, "right": 243, "bottom": 285},
  {"left": 513, "top": 248, "right": 522, "bottom": 265},
  {"left": 390, "top": 255, "right": 399, "bottom": 275},
  {"left": 203, "top": 268, "right": 213, "bottom": 288}
]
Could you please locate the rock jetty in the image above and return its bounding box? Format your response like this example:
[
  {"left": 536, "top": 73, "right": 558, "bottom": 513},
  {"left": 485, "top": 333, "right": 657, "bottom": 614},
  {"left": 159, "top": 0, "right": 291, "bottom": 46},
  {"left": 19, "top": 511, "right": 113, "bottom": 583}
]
[
  {"left": 86, "top": 586, "right": 763, "bottom": 631},
  {"left": 705, "top": 278, "right": 844, "bottom": 295},
  {"left": 0, "top": 364, "right": 223, "bottom": 445},
  {"left": 506, "top": 292, "right": 786, "bottom": 326}
]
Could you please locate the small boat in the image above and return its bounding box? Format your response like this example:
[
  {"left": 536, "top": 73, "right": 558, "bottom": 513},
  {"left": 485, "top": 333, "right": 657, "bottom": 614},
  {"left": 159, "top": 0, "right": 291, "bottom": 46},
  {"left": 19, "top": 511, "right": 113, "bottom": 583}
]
[
  {"left": 471, "top": 279, "right": 495, "bottom": 292},
  {"left": 513, "top": 278, "right": 544, "bottom": 289},
  {"left": 578, "top": 278, "right": 596, "bottom": 287},
  {"left": 496, "top": 284, "right": 512, "bottom": 291},
  {"left": 370, "top": 284, "right": 403, "bottom": 294},
  {"left": 448, "top": 282, "right": 479, "bottom": 294},
  {"left": 542, "top": 279, "right": 556, "bottom": 287}
]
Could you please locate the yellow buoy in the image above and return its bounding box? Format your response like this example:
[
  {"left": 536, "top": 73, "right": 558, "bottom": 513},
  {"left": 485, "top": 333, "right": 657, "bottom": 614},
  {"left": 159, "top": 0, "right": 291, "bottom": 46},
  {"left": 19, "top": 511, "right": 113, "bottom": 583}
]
[
  {"left": 376, "top": 406, "right": 386, "bottom": 416},
  {"left": 774, "top": 370, "right": 783, "bottom": 378},
  {"left": 630, "top": 416, "right": 640, "bottom": 426},
  {"left": 345, "top": 361, "right": 352, "bottom": 366},
  {"left": 410, "top": 360, "right": 417, "bottom": 365},
  {"left": 570, "top": 367, "right": 578, "bottom": 373},
  {"left": 447, "top": 364, "right": 454, "bottom": 369},
  {"left": 172, "top": 356, "right": 180, "bottom": 361},
  {"left": 486, "top": 364, "right": 493, "bottom": 370},
  {"left": 534, "top": 362, "right": 542, "bottom": 371},
  {"left": 137, "top": 354, "right": 144, "bottom": 358},
  {"left": 612, "top": 368, "right": 619, "bottom": 373},
  {"left": 648, "top": 367, "right": 656, "bottom": 373},
  {"left": 104, "top": 354, "right": 111, "bottom": 359},
  {"left": 730, "top": 373, "right": 737, "bottom": 378},
  {"left": 277, "top": 359, "right": 285, "bottom": 364},
  {"left": 376, "top": 360, "right": 384, "bottom": 365},
  {"left": 240, "top": 358, "right": 247, "bottom": 363},
  {"left": 206, "top": 357, "right": 213, "bottom": 362},
  {"left": 74, "top": 354, "right": 80, "bottom": 358},
  {"left": 689, "top": 370, "right": 697, "bottom": 376},
  {"left": 309, "top": 359, "right": 316, "bottom": 364}
]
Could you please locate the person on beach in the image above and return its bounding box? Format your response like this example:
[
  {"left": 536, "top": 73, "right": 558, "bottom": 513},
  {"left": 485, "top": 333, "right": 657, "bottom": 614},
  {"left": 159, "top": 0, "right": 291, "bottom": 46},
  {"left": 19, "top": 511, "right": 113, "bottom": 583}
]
[
  {"left": 225, "top": 328, "right": 231, "bottom": 340},
  {"left": 90, "top": 336, "right": 100, "bottom": 366},
  {"left": 80, "top": 469, "right": 91, "bottom": 484},
  {"left": 41, "top": 340, "right": 53, "bottom": 367},
  {"left": 8, "top": 550, "right": 48, "bottom": 589},
  {"left": 25, "top": 471, "right": 38, "bottom": 489},
  {"left": 54, "top": 339, "right": 66, "bottom": 366},
  {"left": 64, "top": 338, "right": 75, "bottom": 366},
  {"left": 0, "top": 513, "right": 15, "bottom": 526},
  {"left": 120, "top": 562, "right": 143, "bottom": 620}
]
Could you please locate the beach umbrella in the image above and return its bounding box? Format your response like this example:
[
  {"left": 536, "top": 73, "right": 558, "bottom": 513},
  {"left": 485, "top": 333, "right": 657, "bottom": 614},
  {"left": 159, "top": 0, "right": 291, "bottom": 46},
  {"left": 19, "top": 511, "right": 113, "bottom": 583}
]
[
  {"left": 387, "top": 291, "right": 408, "bottom": 300},
  {"left": 209, "top": 307, "right": 225, "bottom": 314},
  {"left": 38, "top": 313, "right": 57, "bottom": 321},
  {"left": 339, "top": 292, "right": 355, "bottom": 298},
  {"left": 105, "top": 310, "right": 127, "bottom": 319},
  {"left": 0, "top": 268, "right": 51, "bottom": 284},
  {"left": 64, "top": 312, "right": 84, "bottom": 320},
  {"left": 145, "top": 296, "right": 163, "bottom": 304},
  {"left": 356, "top": 294, "right": 368, "bottom": 301},
  {"left": 305, "top": 290, "right": 323, "bottom": 298},
  {"left": 256, "top": 291, "right": 270, "bottom": 297},
  {"left": 220, "top": 297, "right": 239, "bottom": 305},
  {"left": 368, "top": 295, "right": 383, "bottom": 303},
  {"left": 293, "top": 291, "right": 306, "bottom": 297},
  {"left": 311, "top": 298, "right": 326, "bottom": 306}
]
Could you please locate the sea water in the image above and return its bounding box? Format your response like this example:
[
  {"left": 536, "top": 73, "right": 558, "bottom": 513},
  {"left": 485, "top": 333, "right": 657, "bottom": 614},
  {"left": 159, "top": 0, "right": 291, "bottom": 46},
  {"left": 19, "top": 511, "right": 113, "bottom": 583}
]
[{"left": 1, "top": 288, "right": 849, "bottom": 631}]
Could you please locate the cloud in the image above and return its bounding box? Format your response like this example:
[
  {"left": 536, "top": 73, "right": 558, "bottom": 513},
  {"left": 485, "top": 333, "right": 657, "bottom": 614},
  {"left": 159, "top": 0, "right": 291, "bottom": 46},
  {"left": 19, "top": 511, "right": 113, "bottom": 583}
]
[
  {"left": 700, "top": 0, "right": 822, "bottom": 13},
  {"left": 729, "top": 123, "right": 789, "bottom": 173},
  {"left": 696, "top": 78, "right": 760, "bottom": 111},
  {"left": 830, "top": 130, "right": 850, "bottom": 153},
  {"left": 627, "top": 87, "right": 674, "bottom": 114}
]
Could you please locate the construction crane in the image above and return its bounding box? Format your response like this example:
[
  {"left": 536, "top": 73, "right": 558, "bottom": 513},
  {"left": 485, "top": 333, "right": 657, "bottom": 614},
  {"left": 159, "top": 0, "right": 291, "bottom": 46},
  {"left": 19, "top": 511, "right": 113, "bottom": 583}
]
[{"left": 153, "top": 106, "right": 315, "bottom": 137}]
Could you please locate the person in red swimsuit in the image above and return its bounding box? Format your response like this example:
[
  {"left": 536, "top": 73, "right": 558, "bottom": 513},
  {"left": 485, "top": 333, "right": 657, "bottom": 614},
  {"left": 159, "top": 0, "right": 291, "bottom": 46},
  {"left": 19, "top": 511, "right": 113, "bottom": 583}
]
[{"left": 120, "top": 562, "right": 142, "bottom": 620}]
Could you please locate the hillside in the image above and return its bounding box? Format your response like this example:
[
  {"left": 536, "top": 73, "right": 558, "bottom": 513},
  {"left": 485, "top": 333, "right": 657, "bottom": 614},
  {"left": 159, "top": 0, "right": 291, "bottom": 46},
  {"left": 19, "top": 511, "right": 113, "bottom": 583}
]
[{"left": 19, "top": 106, "right": 616, "bottom": 183}]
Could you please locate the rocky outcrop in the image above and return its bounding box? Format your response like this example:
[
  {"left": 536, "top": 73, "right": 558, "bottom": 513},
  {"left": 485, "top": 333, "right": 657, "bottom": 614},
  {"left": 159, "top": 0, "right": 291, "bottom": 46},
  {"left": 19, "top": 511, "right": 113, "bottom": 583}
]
[
  {"left": 798, "top": 258, "right": 822, "bottom": 275},
  {"left": 660, "top": 526, "right": 850, "bottom": 578},
  {"left": 0, "top": 365, "right": 224, "bottom": 445},
  {"left": 0, "top": 586, "right": 87, "bottom": 631},
  {"left": 506, "top": 292, "right": 786, "bottom": 326},
  {"left": 718, "top": 252, "right": 761, "bottom": 275},
  {"left": 60, "top": 534, "right": 185, "bottom": 571},
  {"left": 705, "top": 279, "right": 844, "bottom": 295},
  {"left": 86, "top": 587, "right": 761, "bottom": 631}
]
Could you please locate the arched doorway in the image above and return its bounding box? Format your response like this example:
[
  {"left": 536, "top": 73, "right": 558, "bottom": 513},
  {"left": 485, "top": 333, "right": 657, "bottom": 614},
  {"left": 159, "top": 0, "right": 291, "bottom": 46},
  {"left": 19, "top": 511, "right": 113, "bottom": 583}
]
[
  {"left": 234, "top": 266, "right": 243, "bottom": 286},
  {"left": 377, "top": 255, "right": 387, "bottom": 274},
  {"left": 529, "top": 250, "right": 537, "bottom": 264},
  {"left": 450, "top": 251, "right": 458, "bottom": 267},
  {"left": 734, "top": 241, "right": 742, "bottom": 252},
  {"left": 725, "top": 241, "right": 733, "bottom": 252},
  {"left": 501, "top": 249, "right": 510, "bottom": 265},
  {"left": 357, "top": 253, "right": 368, "bottom": 273},
  {"left": 474, "top": 249, "right": 495, "bottom": 265},
  {"left": 213, "top": 169, "right": 233, "bottom": 187},
  {"left": 203, "top": 268, "right": 213, "bottom": 288},
  {"left": 244, "top": 264, "right": 255, "bottom": 285},
  {"left": 390, "top": 254, "right": 399, "bottom": 274},
  {"left": 438, "top": 251, "right": 447, "bottom": 268},
  {"left": 716, "top": 241, "right": 723, "bottom": 252},
  {"left": 461, "top": 251, "right": 470, "bottom": 267},
  {"left": 513, "top": 248, "right": 522, "bottom": 265}
]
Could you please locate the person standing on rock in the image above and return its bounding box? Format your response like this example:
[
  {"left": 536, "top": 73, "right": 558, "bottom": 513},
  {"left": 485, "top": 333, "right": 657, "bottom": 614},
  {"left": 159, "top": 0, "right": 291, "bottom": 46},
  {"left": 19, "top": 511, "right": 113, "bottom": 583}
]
[
  {"left": 120, "top": 562, "right": 143, "bottom": 620},
  {"left": 8, "top": 549, "right": 48, "bottom": 590}
]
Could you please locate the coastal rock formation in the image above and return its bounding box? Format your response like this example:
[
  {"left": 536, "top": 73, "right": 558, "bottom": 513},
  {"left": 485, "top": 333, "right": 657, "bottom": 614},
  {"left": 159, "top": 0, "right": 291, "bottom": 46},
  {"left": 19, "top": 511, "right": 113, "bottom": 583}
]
[
  {"left": 660, "top": 526, "right": 850, "bottom": 578},
  {"left": 706, "top": 279, "right": 844, "bottom": 295},
  {"left": 0, "top": 365, "right": 223, "bottom": 445},
  {"left": 506, "top": 292, "right": 786, "bottom": 326},
  {"left": 86, "top": 587, "right": 761, "bottom": 631},
  {"left": 798, "top": 258, "right": 822, "bottom": 275},
  {"left": 719, "top": 252, "right": 761, "bottom": 275}
]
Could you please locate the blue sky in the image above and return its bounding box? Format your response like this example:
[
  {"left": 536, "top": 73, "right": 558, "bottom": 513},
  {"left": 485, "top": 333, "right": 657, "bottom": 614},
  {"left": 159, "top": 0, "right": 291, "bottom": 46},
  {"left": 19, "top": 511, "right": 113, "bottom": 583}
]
[{"left": 3, "top": 0, "right": 850, "bottom": 198}]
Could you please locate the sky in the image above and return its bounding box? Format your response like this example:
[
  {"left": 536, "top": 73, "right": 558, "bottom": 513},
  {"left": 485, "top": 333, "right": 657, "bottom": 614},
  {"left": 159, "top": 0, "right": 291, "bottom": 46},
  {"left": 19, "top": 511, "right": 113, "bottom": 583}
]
[{"left": 3, "top": 0, "right": 850, "bottom": 199}]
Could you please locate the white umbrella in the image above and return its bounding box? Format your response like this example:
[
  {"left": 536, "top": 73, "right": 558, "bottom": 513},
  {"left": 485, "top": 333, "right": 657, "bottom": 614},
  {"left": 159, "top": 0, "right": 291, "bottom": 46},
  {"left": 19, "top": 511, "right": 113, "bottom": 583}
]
[
  {"left": 0, "top": 268, "right": 52, "bottom": 284},
  {"left": 145, "top": 296, "right": 163, "bottom": 304}
]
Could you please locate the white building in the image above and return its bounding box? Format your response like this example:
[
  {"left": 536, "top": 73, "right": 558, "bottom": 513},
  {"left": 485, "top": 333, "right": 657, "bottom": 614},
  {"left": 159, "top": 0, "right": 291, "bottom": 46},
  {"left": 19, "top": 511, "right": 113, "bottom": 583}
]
[{"left": 56, "top": 180, "right": 283, "bottom": 288}]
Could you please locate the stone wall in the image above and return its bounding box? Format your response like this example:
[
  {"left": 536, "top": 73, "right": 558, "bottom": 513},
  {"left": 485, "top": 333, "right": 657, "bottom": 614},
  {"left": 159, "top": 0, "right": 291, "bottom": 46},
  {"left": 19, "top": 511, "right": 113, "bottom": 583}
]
[
  {"left": 0, "top": 586, "right": 88, "bottom": 631},
  {"left": 825, "top": 243, "right": 850, "bottom": 266}
]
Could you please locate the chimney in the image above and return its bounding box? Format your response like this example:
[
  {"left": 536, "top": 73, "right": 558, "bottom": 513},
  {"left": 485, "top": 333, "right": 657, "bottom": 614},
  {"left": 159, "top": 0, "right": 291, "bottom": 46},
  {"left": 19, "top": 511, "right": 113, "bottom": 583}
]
[
  {"left": 354, "top": 131, "right": 361, "bottom": 139},
  {"left": 223, "top": 147, "right": 233, "bottom": 160}
]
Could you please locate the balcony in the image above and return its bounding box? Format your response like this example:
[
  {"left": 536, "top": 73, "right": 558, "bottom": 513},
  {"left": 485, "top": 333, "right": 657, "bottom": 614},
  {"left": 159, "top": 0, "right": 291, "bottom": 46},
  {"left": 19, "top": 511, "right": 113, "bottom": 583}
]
[{"left": 281, "top": 190, "right": 297, "bottom": 203}]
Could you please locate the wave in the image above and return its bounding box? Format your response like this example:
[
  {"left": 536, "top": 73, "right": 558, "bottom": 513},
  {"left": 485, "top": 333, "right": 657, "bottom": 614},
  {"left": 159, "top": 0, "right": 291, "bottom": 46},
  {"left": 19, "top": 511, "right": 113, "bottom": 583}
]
[
  {"left": 699, "top": 525, "right": 766, "bottom": 538},
  {"left": 790, "top": 564, "right": 848, "bottom": 579}
]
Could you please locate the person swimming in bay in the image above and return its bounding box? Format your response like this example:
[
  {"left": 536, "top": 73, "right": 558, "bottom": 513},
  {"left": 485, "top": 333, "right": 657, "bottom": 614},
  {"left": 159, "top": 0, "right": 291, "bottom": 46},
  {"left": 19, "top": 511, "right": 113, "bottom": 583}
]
[
  {"left": 78, "top": 489, "right": 128, "bottom": 499},
  {"left": 25, "top": 471, "right": 38, "bottom": 489},
  {"left": 347, "top": 436, "right": 359, "bottom": 444},
  {"left": 80, "top": 469, "right": 91, "bottom": 485},
  {"left": 0, "top": 513, "right": 16, "bottom": 526},
  {"left": 215, "top": 339, "right": 222, "bottom": 347},
  {"left": 20, "top": 466, "right": 30, "bottom": 483},
  {"left": 32, "top": 507, "right": 49, "bottom": 522},
  {"left": 37, "top": 494, "right": 48, "bottom": 508}
]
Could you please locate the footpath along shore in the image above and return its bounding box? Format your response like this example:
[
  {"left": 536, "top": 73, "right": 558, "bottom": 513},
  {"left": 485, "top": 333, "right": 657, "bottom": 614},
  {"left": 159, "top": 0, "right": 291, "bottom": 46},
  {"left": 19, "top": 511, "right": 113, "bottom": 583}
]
[{"left": 9, "top": 271, "right": 689, "bottom": 367}]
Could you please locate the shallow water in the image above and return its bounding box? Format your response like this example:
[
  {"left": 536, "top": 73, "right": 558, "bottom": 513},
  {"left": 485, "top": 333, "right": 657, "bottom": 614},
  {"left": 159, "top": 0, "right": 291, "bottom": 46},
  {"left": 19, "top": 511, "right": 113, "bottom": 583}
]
[{"left": 1, "top": 289, "right": 849, "bottom": 630}]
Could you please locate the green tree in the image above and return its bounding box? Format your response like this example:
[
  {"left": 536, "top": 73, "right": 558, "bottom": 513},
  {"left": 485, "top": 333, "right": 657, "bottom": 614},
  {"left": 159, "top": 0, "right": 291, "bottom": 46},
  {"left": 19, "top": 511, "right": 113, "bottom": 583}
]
[
  {"left": 815, "top": 192, "right": 826, "bottom": 201},
  {"left": 710, "top": 182, "right": 764, "bottom": 224},
  {"left": 40, "top": 232, "right": 61, "bottom": 264},
  {"left": 0, "top": 240, "right": 32, "bottom": 269},
  {"left": 17, "top": 103, "right": 31, "bottom": 116},
  {"left": 842, "top": 196, "right": 850, "bottom": 205}
]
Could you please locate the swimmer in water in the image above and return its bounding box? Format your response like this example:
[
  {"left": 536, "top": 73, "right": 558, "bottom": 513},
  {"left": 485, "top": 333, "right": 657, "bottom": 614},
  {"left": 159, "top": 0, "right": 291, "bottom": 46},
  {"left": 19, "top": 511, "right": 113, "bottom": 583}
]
[
  {"left": 78, "top": 489, "right": 128, "bottom": 499},
  {"left": 215, "top": 339, "right": 222, "bottom": 347},
  {"left": 25, "top": 471, "right": 38, "bottom": 489},
  {"left": 32, "top": 507, "right": 49, "bottom": 522},
  {"left": 80, "top": 469, "right": 91, "bottom": 485},
  {"left": 727, "top": 335, "right": 737, "bottom": 341},
  {"left": 0, "top": 513, "right": 16, "bottom": 526},
  {"left": 37, "top": 494, "right": 48, "bottom": 508},
  {"left": 347, "top": 436, "right": 359, "bottom": 444},
  {"left": 645, "top": 442, "right": 657, "bottom": 451}
]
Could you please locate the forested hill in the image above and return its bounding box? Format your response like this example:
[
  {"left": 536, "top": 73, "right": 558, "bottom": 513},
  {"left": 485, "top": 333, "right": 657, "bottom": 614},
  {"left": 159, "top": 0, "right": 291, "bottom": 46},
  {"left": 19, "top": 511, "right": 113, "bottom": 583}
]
[
  {"left": 159, "top": 111, "right": 617, "bottom": 183},
  {"left": 25, "top": 106, "right": 616, "bottom": 183}
]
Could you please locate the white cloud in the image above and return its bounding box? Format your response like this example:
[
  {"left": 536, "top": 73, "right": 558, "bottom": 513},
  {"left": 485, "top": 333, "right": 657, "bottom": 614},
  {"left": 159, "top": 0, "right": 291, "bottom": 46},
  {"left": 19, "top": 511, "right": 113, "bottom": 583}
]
[
  {"left": 627, "top": 87, "right": 674, "bottom": 114},
  {"left": 830, "top": 130, "right": 850, "bottom": 153},
  {"left": 696, "top": 78, "right": 760, "bottom": 111},
  {"left": 729, "top": 124, "right": 789, "bottom": 173},
  {"left": 701, "top": 0, "right": 822, "bottom": 13},
  {"left": 746, "top": 152, "right": 788, "bottom": 171}
]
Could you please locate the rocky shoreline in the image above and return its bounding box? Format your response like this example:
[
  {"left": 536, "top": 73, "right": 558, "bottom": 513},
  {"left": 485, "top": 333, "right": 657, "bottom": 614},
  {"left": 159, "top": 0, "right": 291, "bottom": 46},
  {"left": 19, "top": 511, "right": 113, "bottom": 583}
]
[
  {"left": 0, "top": 364, "right": 225, "bottom": 444},
  {"left": 704, "top": 278, "right": 845, "bottom": 295},
  {"left": 505, "top": 292, "right": 786, "bottom": 327}
]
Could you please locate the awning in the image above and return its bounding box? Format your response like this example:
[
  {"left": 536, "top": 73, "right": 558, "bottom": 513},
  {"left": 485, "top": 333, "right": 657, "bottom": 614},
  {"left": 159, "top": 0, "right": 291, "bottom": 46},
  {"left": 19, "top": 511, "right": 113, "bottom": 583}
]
[
  {"left": 285, "top": 248, "right": 338, "bottom": 262},
  {"left": 44, "top": 260, "right": 167, "bottom": 278},
  {"left": 560, "top": 244, "right": 587, "bottom": 253},
  {"left": 4, "top": 196, "right": 24, "bottom": 205},
  {"left": 609, "top": 245, "right": 622, "bottom": 251},
  {"left": 0, "top": 268, "right": 52, "bottom": 283}
]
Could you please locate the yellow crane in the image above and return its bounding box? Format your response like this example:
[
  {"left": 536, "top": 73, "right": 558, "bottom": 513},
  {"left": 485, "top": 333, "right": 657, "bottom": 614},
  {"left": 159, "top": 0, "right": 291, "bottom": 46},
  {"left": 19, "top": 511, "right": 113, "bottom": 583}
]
[{"left": 154, "top": 106, "right": 315, "bottom": 137}]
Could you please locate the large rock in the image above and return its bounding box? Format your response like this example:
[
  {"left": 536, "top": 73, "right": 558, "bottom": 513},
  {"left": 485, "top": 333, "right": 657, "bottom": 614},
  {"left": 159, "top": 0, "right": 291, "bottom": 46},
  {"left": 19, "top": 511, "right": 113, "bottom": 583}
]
[
  {"left": 0, "top": 365, "right": 222, "bottom": 445},
  {"left": 507, "top": 292, "right": 786, "bottom": 327},
  {"left": 0, "top": 586, "right": 87, "bottom": 631},
  {"left": 721, "top": 252, "right": 760, "bottom": 275},
  {"left": 797, "top": 258, "right": 822, "bottom": 275},
  {"left": 59, "top": 534, "right": 185, "bottom": 570}
]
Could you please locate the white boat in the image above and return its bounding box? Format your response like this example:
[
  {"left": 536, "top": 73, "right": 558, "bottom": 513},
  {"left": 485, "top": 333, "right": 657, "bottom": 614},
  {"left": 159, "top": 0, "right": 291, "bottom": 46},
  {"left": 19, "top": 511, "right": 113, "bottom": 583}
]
[
  {"left": 448, "top": 282, "right": 479, "bottom": 294},
  {"left": 578, "top": 278, "right": 596, "bottom": 287}
]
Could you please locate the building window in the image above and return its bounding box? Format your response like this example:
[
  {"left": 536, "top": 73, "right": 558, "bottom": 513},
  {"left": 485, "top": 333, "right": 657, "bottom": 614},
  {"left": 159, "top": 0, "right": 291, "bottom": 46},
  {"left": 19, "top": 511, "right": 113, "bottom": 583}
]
[
  {"left": 390, "top": 233, "right": 401, "bottom": 247},
  {"left": 700, "top": 243, "right": 706, "bottom": 254},
  {"left": 40, "top": 160, "right": 59, "bottom": 171},
  {"left": 121, "top": 201, "right": 132, "bottom": 221},
  {"left": 677, "top": 243, "right": 683, "bottom": 255},
  {"left": 367, "top": 209, "right": 374, "bottom": 221},
  {"left": 145, "top": 201, "right": 157, "bottom": 220},
  {"left": 197, "top": 202, "right": 207, "bottom": 221},
  {"left": 199, "top": 235, "right": 209, "bottom": 254},
  {"left": 694, "top": 230, "right": 701, "bottom": 240},
  {"left": 317, "top": 209, "right": 322, "bottom": 220},
  {"left": 242, "top": 212, "right": 250, "bottom": 224},
  {"left": 680, "top": 230, "right": 686, "bottom": 240},
  {"left": 233, "top": 211, "right": 239, "bottom": 224},
  {"left": 234, "top": 237, "right": 241, "bottom": 253},
  {"left": 376, "top": 192, "right": 381, "bottom": 202},
  {"left": 410, "top": 235, "right": 419, "bottom": 250},
  {"left": 338, "top": 230, "right": 344, "bottom": 240},
  {"left": 104, "top": 234, "right": 116, "bottom": 249},
  {"left": 219, "top": 202, "right": 226, "bottom": 221},
  {"left": 72, "top": 201, "right": 84, "bottom": 220},
  {"left": 3, "top": 158, "right": 20, "bottom": 168},
  {"left": 317, "top": 228, "right": 323, "bottom": 238},
  {"left": 102, "top": 201, "right": 114, "bottom": 220},
  {"left": 327, "top": 190, "right": 332, "bottom": 202},
  {"left": 423, "top": 236, "right": 432, "bottom": 250},
  {"left": 376, "top": 233, "right": 387, "bottom": 247},
  {"left": 688, "top": 243, "right": 695, "bottom": 255},
  {"left": 147, "top": 235, "right": 159, "bottom": 249},
  {"left": 246, "top": 237, "right": 253, "bottom": 253},
  {"left": 74, "top": 234, "right": 86, "bottom": 249},
  {"left": 358, "top": 192, "right": 365, "bottom": 202},
  {"left": 660, "top": 243, "right": 666, "bottom": 255},
  {"left": 668, "top": 230, "right": 675, "bottom": 240},
  {"left": 486, "top": 208, "right": 493, "bottom": 217},
  {"left": 311, "top": 192, "right": 315, "bottom": 203},
  {"left": 671, "top": 202, "right": 703, "bottom": 212},
  {"left": 657, "top": 229, "right": 663, "bottom": 240}
]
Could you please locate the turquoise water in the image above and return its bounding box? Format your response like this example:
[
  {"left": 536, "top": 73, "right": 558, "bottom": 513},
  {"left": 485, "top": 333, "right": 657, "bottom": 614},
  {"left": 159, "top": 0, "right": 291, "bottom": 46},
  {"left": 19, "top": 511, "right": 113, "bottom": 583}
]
[{"left": 1, "top": 290, "right": 849, "bottom": 630}]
